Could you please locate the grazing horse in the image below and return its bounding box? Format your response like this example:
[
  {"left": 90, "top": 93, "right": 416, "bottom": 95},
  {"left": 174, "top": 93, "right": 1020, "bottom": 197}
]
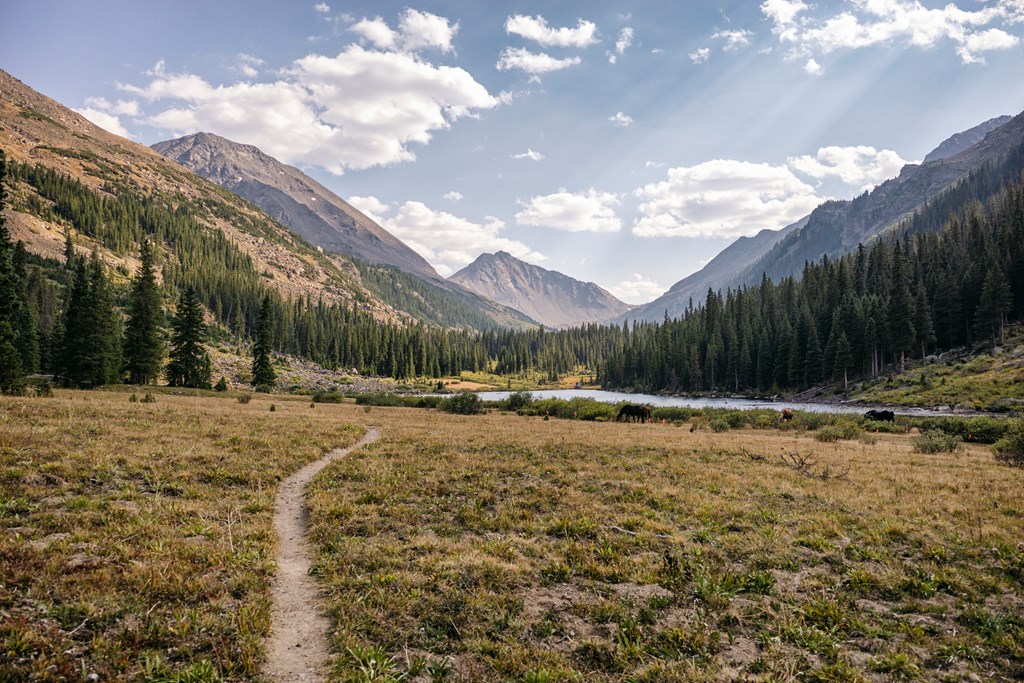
[
  {"left": 617, "top": 404, "right": 651, "bottom": 423},
  {"left": 780, "top": 408, "right": 795, "bottom": 422},
  {"left": 864, "top": 409, "right": 895, "bottom": 422}
]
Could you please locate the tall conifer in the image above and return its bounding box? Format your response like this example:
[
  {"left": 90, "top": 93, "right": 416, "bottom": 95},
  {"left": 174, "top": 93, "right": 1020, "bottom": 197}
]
[
  {"left": 0, "top": 150, "right": 25, "bottom": 393},
  {"left": 124, "top": 240, "right": 165, "bottom": 384},
  {"left": 251, "top": 294, "right": 276, "bottom": 388},
  {"left": 165, "top": 288, "right": 211, "bottom": 389}
]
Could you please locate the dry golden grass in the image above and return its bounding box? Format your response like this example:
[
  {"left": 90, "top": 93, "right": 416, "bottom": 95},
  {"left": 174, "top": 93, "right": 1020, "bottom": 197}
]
[
  {"left": 308, "top": 406, "right": 1024, "bottom": 682},
  {"left": 0, "top": 389, "right": 362, "bottom": 681},
  {"left": 3, "top": 392, "right": 1023, "bottom": 682}
]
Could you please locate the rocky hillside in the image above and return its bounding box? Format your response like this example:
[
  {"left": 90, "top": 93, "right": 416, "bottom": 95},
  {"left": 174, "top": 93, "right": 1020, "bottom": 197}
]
[
  {"left": 450, "top": 251, "right": 631, "bottom": 328},
  {"left": 152, "top": 132, "right": 438, "bottom": 279}
]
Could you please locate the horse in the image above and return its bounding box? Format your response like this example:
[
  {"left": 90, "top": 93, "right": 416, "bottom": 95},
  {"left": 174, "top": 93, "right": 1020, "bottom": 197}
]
[
  {"left": 617, "top": 403, "right": 651, "bottom": 423},
  {"left": 780, "top": 408, "right": 795, "bottom": 422},
  {"left": 864, "top": 409, "right": 895, "bottom": 422}
]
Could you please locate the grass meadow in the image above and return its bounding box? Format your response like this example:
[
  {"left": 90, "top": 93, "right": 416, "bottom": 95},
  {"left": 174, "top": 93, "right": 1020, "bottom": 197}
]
[{"left": 2, "top": 391, "right": 1023, "bottom": 681}]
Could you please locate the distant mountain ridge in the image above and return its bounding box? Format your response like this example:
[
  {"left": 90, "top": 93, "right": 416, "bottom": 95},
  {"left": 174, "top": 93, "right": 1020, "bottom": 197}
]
[
  {"left": 152, "top": 132, "right": 439, "bottom": 279},
  {"left": 923, "top": 115, "right": 1013, "bottom": 163},
  {"left": 449, "top": 251, "right": 632, "bottom": 328}
]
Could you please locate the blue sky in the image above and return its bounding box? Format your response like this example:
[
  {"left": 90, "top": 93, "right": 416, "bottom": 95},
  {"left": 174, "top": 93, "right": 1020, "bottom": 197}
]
[{"left": 3, "top": 1, "right": 1024, "bottom": 303}]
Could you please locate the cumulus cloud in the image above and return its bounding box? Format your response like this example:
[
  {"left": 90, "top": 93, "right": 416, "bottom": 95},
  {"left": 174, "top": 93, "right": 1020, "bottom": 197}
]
[
  {"left": 609, "top": 273, "right": 664, "bottom": 304},
  {"left": 350, "top": 9, "right": 457, "bottom": 53},
  {"left": 788, "top": 145, "right": 915, "bottom": 190},
  {"left": 237, "top": 53, "right": 264, "bottom": 78},
  {"left": 511, "top": 148, "right": 545, "bottom": 161},
  {"left": 761, "top": 0, "right": 1023, "bottom": 64},
  {"left": 633, "top": 160, "right": 823, "bottom": 238},
  {"left": 804, "top": 57, "right": 823, "bottom": 75},
  {"left": 443, "top": 190, "right": 464, "bottom": 201},
  {"left": 497, "top": 47, "right": 582, "bottom": 73},
  {"left": 314, "top": 3, "right": 330, "bottom": 13},
  {"left": 75, "top": 96, "right": 140, "bottom": 138},
  {"left": 689, "top": 47, "right": 711, "bottom": 63},
  {"left": 516, "top": 189, "right": 622, "bottom": 233},
  {"left": 712, "top": 29, "right": 753, "bottom": 50},
  {"left": 609, "top": 27, "right": 634, "bottom": 63},
  {"left": 352, "top": 197, "right": 545, "bottom": 274},
  {"left": 120, "top": 42, "right": 498, "bottom": 174},
  {"left": 505, "top": 14, "right": 599, "bottom": 47},
  {"left": 609, "top": 112, "right": 633, "bottom": 127}
]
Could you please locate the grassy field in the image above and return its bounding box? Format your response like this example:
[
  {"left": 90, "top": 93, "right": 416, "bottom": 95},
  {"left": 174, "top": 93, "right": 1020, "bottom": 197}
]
[
  {"left": 0, "top": 389, "right": 363, "bottom": 681},
  {"left": 3, "top": 392, "right": 1023, "bottom": 682},
  {"left": 308, "top": 406, "right": 1024, "bottom": 682}
]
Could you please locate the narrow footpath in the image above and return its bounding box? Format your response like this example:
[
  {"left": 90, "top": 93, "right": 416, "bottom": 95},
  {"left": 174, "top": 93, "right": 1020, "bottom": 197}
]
[{"left": 263, "top": 427, "right": 381, "bottom": 682}]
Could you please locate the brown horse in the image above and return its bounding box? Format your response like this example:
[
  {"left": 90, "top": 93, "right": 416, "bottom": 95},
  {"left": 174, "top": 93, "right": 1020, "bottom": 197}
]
[
  {"left": 780, "top": 408, "right": 795, "bottom": 422},
  {"left": 617, "top": 404, "right": 651, "bottom": 423}
]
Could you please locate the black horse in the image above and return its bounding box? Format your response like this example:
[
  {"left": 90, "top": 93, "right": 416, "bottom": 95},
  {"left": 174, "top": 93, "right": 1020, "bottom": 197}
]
[
  {"left": 864, "top": 409, "right": 895, "bottom": 422},
  {"left": 617, "top": 403, "right": 651, "bottom": 423}
]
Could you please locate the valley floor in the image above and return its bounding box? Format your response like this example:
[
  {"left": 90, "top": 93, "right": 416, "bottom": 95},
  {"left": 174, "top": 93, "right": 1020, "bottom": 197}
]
[{"left": 2, "top": 391, "right": 1022, "bottom": 681}]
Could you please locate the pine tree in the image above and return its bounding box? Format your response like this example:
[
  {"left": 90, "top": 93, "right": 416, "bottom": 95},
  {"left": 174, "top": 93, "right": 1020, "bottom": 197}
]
[
  {"left": 886, "top": 241, "right": 916, "bottom": 372},
  {"left": 251, "top": 294, "right": 276, "bottom": 388},
  {"left": 165, "top": 288, "right": 212, "bottom": 389},
  {"left": 974, "top": 263, "right": 1013, "bottom": 349},
  {"left": 124, "top": 240, "right": 165, "bottom": 384},
  {"left": 834, "top": 332, "right": 853, "bottom": 392},
  {"left": 0, "top": 150, "right": 25, "bottom": 393}
]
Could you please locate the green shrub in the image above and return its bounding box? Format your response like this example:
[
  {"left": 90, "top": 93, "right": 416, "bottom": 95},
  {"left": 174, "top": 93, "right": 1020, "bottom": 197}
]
[
  {"left": 651, "top": 406, "right": 700, "bottom": 422},
  {"left": 913, "top": 430, "right": 962, "bottom": 454},
  {"left": 237, "top": 394, "right": 252, "bottom": 404},
  {"left": 443, "top": 391, "right": 483, "bottom": 415},
  {"left": 140, "top": 392, "right": 157, "bottom": 404},
  {"left": 993, "top": 419, "right": 1024, "bottom": 467},
  {"left": 815, "top": 422, "right": 860, "bottom": 442},
  {"left": 863, "top": 419, "right": 906, "bottom": 434},
  {"left": 254, "top": 384, "right": 274, "bottom": 394},
  {"left": 709, "top": 418, "right": 729, "bottom": 433},
  {"left": 213, "top": 377, "right": 228, "bottom": 392},
  {"left": 909, "top": 416, "right": 1006, "bottom": 443},
  {"left": 506, "top": 391, "right": 533, "bottom": 411}
]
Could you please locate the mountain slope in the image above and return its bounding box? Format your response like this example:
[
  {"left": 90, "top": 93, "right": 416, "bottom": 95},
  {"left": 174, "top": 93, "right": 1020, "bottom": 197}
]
[
  {"left": 923, "top": 115, "right": 1013, "bottom": 163},
  {"left": 732, "top": 110, "right": 1024, "bottom": 289},
  {"left": 152, "top": 132, "right": 439, "bottom": 280},
  {"left": 619, "top": 216, "right": 808, "bottom": 323},
  {"left": 449, "top": 251, "right": 631, "bottom": 328}
]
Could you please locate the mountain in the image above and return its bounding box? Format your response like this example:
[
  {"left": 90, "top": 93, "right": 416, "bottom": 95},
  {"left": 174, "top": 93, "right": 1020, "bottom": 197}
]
[
  {"left": 731, "top": 111, "right": 1024, "bottom": 289},
  {"left": 619, "top": 216, "right": 808, "bottom": 323},
  {"left": 449, "top": 251, "right": 631, "bottom": 328},
  {"left": 0, "top": 70, "right": 386, "bottom": 313},
  {"left": 152, "top": 132, "right": 438, "bottom": 279},
  {"left": 923, "top": 115, "right": 1013, "bottom": 163}
]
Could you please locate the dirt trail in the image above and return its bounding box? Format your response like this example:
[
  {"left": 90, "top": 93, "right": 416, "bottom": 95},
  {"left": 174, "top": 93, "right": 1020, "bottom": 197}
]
[{"left": 263, "top": 427, "right": 380, "bottom": 682}]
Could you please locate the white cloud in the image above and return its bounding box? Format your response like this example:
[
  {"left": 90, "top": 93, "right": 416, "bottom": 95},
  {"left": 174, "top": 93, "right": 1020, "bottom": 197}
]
[
  {"left": 788, "top": 145, "right": 915, "bottom": 190},
  {"left": 609, "top": 273, "right": 664, "bottom": 304},
  {"left": 609, "top": 112, "right": 633, "bottom": 127},
  {"left": 689, "top": 47, "right": 711, "bottom": 63},
  {"left": 122, "top": 43, "right": 498, "bottom": 174},
  {"left": 512, "top": 148, "right": 545, "bottom": 161},
  {"left": 75, "top": 96, "right": 141, "bottom": 138},
  {"left": 609, "top": 27, "right": 634, "bottom": 63},
  {"left": 443, "top": 191, "right": 464, "bottom": 201},
  {"left": 803, "top": 57, "right": 823, "bottom": 75},
  {"left": 361, "top": 199, "right": 545, "bottom": 274},
  {"left": 497, "top": 47, "right": 582, "bottom": 73},
  {"left": 237, "top": 53, "right": 264, "bottom": 78},
  {"left": 505, "top": 14, "right": 599, "bottom": 47},
  {"left": 314, "top": 3, "right": 330, "bottom": 13},
  {"left": 712, "top": 29, "right": 753, "bottom": 50},
  {"left": 348, "top": 195, "right": 392, "bottom": 224},
  {"left": 350, "top": 10, "right": 457, "bottom": 53},
  {"left": 75, "top": 107, "right": 132, "bottom": 138},
  {"left": 762, "top": 0, "right": 1023, "bottom": 64},
  {"left": 633, "top": 160, "right": 823, "bottom": 238},
  {"left": 516, "top": 189, "right": 622, "bottom": 233}
]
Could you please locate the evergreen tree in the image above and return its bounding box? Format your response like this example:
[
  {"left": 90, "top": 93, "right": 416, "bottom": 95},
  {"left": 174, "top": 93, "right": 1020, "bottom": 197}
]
[
  {"left": 165, "top": 288, "right": 212, "bottom": 388},
  {"left": 834, "top": 332, "right": 853, "bottom": 392},
  {"left": 974, "top": 262, "right": 1013, "bottom": 348},
  {"left": 0, "top": 150, "right": 25, "bottom": 393},
  {"left": 886, "top": 241, "right": 916, "bottom": 372},
  {"left": 123, "top": 240, "right": 165, "bottom": 384},
  {"left": 251, "top": 294, "right": 276, "bottom": 388}
]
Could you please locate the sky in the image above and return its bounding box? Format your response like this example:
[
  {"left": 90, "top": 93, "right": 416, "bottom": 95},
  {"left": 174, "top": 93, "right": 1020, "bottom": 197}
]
[{"left": 3, "top": 1, "right": 1024, "bottom": 303}]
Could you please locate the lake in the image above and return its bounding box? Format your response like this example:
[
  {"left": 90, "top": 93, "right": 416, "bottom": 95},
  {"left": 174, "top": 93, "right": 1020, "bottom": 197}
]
[{"left": 476, "top": 389, "right": 942, "bottom": 416}]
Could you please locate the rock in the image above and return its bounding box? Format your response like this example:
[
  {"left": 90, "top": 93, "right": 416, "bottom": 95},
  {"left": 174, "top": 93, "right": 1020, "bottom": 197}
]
[{"left": 28, "top": 532, "right": 69, "bottom": 550}]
